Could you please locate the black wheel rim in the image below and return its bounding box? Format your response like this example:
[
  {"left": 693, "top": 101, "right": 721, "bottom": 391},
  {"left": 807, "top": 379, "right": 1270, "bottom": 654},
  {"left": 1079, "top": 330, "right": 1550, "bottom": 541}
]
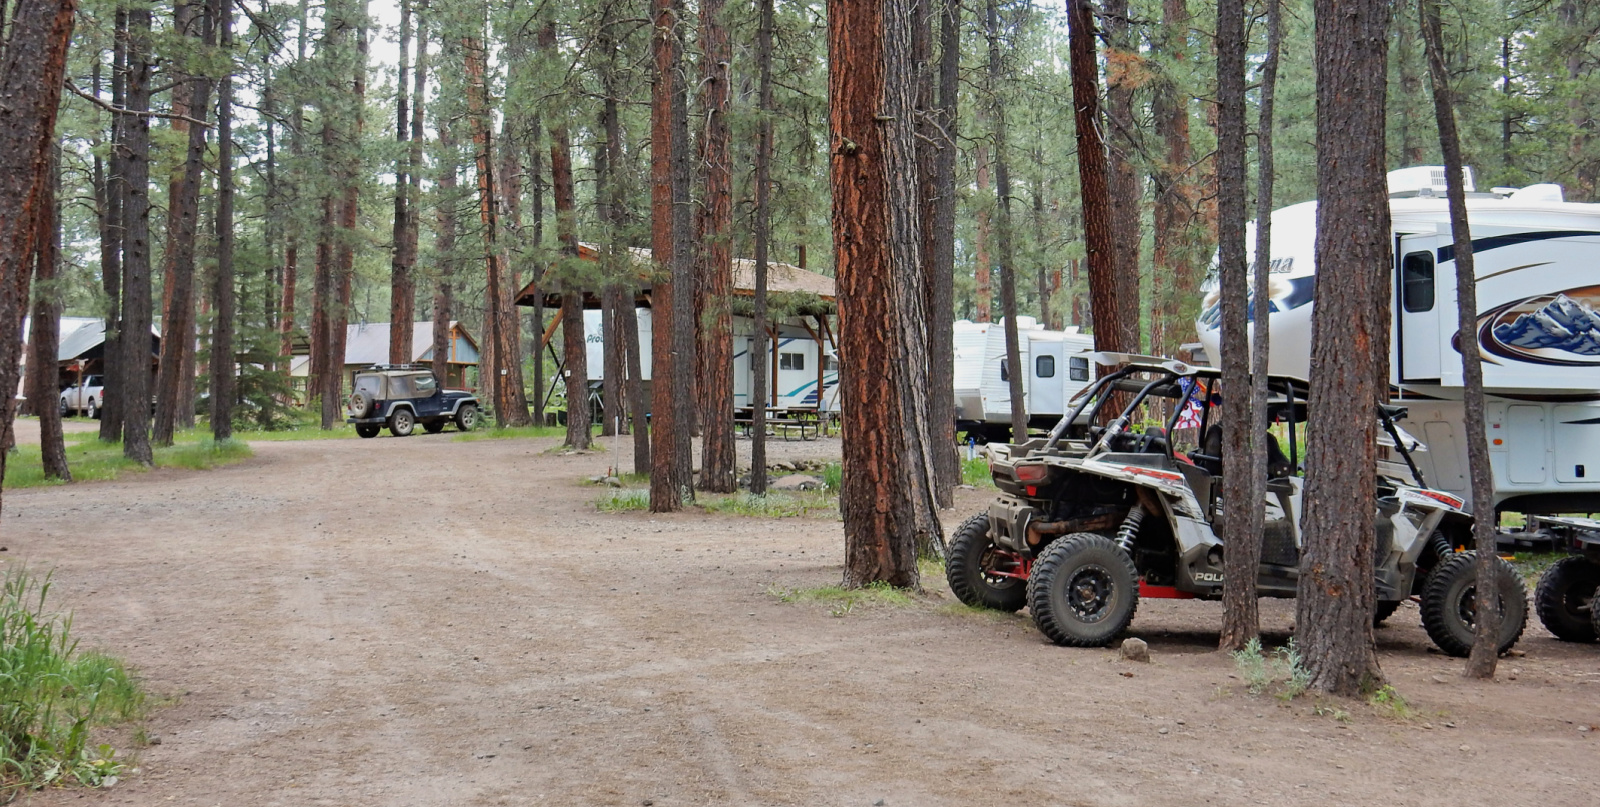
[
  {"left": 1065, "top": 564, "right": 1115, "bottom": 623},
  {"left": 1457, "top": 582, "right": 1509, "bottom": 631}
]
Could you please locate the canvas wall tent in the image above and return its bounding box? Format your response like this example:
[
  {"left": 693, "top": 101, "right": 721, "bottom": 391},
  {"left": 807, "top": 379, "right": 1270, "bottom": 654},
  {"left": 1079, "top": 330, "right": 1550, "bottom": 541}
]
[
  {"left": 1196, "top": 166, "right": 1600, "bottom": 515},
  {"left": 289, "top": 321, "right": 480, "bottom": 398},
  {"left": 518, "top": 244, "right": 840, "bottom": 415}
]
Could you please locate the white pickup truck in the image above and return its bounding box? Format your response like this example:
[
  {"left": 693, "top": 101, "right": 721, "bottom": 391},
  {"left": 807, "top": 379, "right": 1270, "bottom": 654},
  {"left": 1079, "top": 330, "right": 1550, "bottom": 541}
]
[{"left": 60, "top": 374, "right": 105, "bottom": 419}]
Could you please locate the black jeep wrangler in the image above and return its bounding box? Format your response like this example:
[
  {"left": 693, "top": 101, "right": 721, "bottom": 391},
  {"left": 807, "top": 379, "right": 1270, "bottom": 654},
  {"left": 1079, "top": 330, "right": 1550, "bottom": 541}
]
[{"left": 346, "top": 364, "right": 479, "bottom": 437}]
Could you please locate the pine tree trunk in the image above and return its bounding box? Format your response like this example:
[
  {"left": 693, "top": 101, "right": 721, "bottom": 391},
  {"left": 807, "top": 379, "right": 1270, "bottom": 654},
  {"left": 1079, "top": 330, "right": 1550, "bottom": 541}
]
[
  {"left": 153, "top": 0, "right": 214, "bottom": 446},
  {"left": 98, "top": 31, "right": 127, "bottom": 442},
  {"left": 120, "top": 3, "right": 155, "bottom": 464},
  {"left": 495, "top": 58, "right": 531, "bottom": 429},
  {"left": 1297, "top": 0, "right": 1391, "bottom": 696},
  {"left": 549, "top": 101, "right": 589, "bottom": 450},
  {"left": 1419, "top": 0, "right": 1500, "bottom": 680},
  {"left": 28, "top": 149, "right": 68, "bottom": 480},
  {"left": 1150, "top": 0, "right": 1193, "bottom": 359},
  {"left": 973, "top": 141, "right": 992, "bottom": 322},
  {"left": 324, "top": 1, "right": 365, "bottom": 429},
  {"left": 649, "top": 0, "right": 690, "bottom": 511},
  {"left": 388, "top": 0, "right": 415, "bottom": 364},
  {"left": 1102, "top": 0, "right": 1142, "bottom": 347},
  {"left": 750, "top": 0, "right": 774, "bottom": 495},
  {"left": 831, "top": 0, "right": 944, "bottom": 585},
  {"left": 1067, "top": 0, "right": 1132, "bottom": 354},
  {"left": 431, "top": 115, "right": 457, "bottom": 392},
  {"left": 209, "top": 0, "right": 236, "bottom": 441},
  {"left": 698, "top": 0, "right": 736, "bottom": 493},
  {"left": 985, "top": 0, "right": 1026, "bottom": 444},
  {"left": 595, "top": 24, "right": 622, "bottom": 438},
  {"left": 922, "top": 0, "right": 960, "bottom": 506},
  {"left": 621, "top": 288, "right": 650, "bottom": 475}
]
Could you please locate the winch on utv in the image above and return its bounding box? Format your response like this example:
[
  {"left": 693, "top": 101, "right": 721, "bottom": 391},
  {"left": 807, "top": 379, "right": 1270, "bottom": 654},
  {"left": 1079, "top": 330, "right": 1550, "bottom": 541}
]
[{"left": 945, "top": 353, "right": 1527, "bottom": 657}]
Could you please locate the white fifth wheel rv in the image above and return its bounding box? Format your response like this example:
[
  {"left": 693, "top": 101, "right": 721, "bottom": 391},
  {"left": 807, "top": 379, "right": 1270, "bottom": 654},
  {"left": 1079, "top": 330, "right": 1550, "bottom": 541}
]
[
  {"left": 582, "top": 309, "right": 840, "bottom": 412},
  {"left": 1196, "top": 166, "right": 1600, "bottom": 515},
  {"left": 955, "top": 317, "right": 1097, "bottom": 441}
]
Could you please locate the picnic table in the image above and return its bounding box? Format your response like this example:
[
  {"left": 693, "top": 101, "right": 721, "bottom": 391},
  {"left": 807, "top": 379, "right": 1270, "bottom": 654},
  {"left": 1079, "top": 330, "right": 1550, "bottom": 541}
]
[{"left": 734, "top": 407, "right": 823, "bottom": 441}]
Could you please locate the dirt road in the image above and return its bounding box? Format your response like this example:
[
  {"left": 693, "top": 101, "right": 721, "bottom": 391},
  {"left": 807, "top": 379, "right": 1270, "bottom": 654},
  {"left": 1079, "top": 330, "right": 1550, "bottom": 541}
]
[{"left": 7, "top": 433, "right": 1597, "bottom": 806}]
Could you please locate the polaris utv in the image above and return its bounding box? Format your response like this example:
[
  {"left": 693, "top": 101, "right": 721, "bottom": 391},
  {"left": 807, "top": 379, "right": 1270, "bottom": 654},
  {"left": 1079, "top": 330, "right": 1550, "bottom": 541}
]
[
  {"left": 1528, "top": 516, "right": 1600, "bottom": 643},
  {"left": 945, "top": 353, "right": 1527, "bottom": 658}
]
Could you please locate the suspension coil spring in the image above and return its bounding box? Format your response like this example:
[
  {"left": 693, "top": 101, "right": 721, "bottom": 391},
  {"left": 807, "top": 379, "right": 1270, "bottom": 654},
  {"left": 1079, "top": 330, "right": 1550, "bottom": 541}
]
[
  {"left": 1430, "top": 530, "right": 1455, "bottom": 562},
  {"left": 1114, "top": 504, "right": 1146, "bottom": 554}
]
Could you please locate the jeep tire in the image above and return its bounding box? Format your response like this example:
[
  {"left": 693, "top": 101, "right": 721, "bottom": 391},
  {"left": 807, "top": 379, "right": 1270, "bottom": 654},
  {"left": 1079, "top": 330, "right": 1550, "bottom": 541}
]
[
  {"left": 1027, "top": 532, "right": 1139, "bottom": 647},
  {"left": 356, "top": 424, "right": 380, "bottom": 439},
  {"left": 1534, "top": 555, "right": 1600, "bottom": 642},
  {"left": 388, "top": 408, "right": 415, "bottom": 437},
  {"left": 1420, "top": 551, "right": 1527, "bottom": 658},
  {"left": 455, "top": 404, "right": 478, "bottom": 432},
  {"left": 945, "top": 512, "right": 1026, "bottom": 612}
]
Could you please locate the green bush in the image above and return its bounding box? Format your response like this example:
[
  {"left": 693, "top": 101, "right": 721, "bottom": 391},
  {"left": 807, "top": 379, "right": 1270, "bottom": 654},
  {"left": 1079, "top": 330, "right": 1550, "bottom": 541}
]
[{"left": 0, "top": 568, "right": 143, "bottom": 790}]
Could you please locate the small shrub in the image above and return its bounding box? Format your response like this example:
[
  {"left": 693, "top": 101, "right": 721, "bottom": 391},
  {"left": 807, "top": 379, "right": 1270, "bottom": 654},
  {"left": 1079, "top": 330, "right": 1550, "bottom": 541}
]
[
  {"left": 821, "top": 463, "right": 842, "bottom": 494},
  {"left": 0, "top": 568, "right": 144, "bottom": 791},
  {"left": 1231, "top": 638, "right": 1310, "bottom": 700},
  {"left": 961, "top": 456, "right": 996, "bottom": 488},
  {"left": 1369, "top": 685, "right": 1413, "bottom": 720}
]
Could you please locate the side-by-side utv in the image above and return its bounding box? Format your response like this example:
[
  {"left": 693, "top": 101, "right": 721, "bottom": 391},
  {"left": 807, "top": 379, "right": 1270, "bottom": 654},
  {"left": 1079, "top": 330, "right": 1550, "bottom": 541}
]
[{"left": 946, "top": 353, "right": 1527, "bottom": 657}]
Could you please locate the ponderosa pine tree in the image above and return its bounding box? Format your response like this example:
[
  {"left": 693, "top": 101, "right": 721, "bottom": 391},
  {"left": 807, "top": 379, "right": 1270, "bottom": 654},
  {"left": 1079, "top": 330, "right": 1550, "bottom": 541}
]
[
  {"left": 696, "top": 0, "right": 736, "bottom": 494},
  {"left": 1066, "top": 0, "right": 1131, "bottom": 353},
  {"left": 120, "top": 2, "right": 155, "bottom": 464},
  {"left": 1297, "top": 0, "right": 1391, "bottom": 696},
  {"left": 388, "top": 0, "right": 417, "bottom": 365},
  {"left": 749, "top": 0, "right": 774, "bottom": 496},
  {"left": 209, "top": 0, "right": 236, "bottom": 440},
  {"left": 26, "top": 149, "right": 69, "bottom": 480}
]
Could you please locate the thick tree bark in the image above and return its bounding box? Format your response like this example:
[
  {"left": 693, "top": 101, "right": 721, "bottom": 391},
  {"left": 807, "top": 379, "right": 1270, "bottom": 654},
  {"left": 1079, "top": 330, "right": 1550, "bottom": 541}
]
[
  {"left": 388, "top": 0, "right": 415, "bottom": 364},
  {"left": 697, "top": 0, "right": 735, "bottom": 493},
  {"left": 649, "top": 0, "right": 692, "bottom": 510},
  {"left": 595, "top": 81, "right": 623, "bottom": 438},
  {"left": 621, "top": 287, "right": 650, "bottom": 475},
  {"left": 153, "top": 0, "right": 214, "bottom": 446},
  {"left": 922, "top": 0, "right": 960, "bottom": 506},
  {"left": 1067, "top": 0, "right": 1133, "bottom": 353},
  {"left": 495, "top": 49, "right": 531, "bottom": 429},
  {"left": 27, "top": 150, "right": 69, "bottom": 480},
  {"left": 1419, "top": 0, "right": 1500, "bottom": 679},
  {"left": 120, "top": 2, "right": 155, "bottom": 464},
  {"left": 209, "top": 0, "right": 236, "bottom": 441},
  {"left": 972, "top": 141, "right": 993, "bottom": 322},
  {"left": 831, "top": 0, "right": 943, "bottom": 586},
  {"left": 430, "top": 120, "right": 457, "bottom": 392},
  {"left": 1102, "top": 0, "right": 1142, "bottom": 346},
  {"left": 750, "top": 0, "right": 774, "bottom": 494},
  {"left": 325, "top": 3, "right": 366, "bottom": 429},
  {"left": 1297, "top": 0, "right": 1391, "bottom": 696}
]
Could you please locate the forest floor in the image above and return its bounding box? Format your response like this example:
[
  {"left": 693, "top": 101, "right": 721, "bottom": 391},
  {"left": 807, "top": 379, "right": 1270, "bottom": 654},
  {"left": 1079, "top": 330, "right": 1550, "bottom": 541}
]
[{"left": 7, "top": 431, "right": 1598, "bottom": 806}]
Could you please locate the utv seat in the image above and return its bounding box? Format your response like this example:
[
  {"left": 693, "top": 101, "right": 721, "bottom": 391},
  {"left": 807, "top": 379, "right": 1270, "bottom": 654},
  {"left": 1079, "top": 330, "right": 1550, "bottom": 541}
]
[
  {"left": 1266, "top": 432, "right": 1294, "bottom": 478},
  {"left": 1190, "top": 425, "right": 1224, "bottom": 476}
]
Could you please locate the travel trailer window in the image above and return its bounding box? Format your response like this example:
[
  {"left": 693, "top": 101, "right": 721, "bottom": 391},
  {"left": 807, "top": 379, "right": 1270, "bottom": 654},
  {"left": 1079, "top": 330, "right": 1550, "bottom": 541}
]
[
  {"left": 779, "top": 352, "right": 805, "bottom": 371},
  {"left": 1402, "top": 251, "right": 1435, "bottom": 313},
  {"left": 1000, "top": 359, "right": 1009, "bottom": 382},
  {"left": 1069, "top": 356, "right": 1090, "bottom": 382},
  {"left": 1036, "top": 355, "right": 1056, "bottom": 378}
]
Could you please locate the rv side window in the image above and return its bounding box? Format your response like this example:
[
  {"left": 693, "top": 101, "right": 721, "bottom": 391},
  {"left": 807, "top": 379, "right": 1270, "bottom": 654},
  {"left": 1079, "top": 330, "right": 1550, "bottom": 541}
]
[
  {"left": 779, "top": 352, "right": 805, "bottom": 371},
  {"left": 1000, "top": 359, "right": 1009, "bottom": 382},
  {"left": 1035, "top": 355, "right": 1055, "bottom": 378},
  {"left": 1402, "top": 252, "right": 1434, "bottom": 313},
  {"left": 1069, "top": 356, "right": 1090, "bottom": 382}
]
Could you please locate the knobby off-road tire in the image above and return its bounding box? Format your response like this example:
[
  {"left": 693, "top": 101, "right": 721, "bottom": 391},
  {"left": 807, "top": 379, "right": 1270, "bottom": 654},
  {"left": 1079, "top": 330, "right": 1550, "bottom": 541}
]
[
  {"left": 455, "top": 404, "right": 478, "bottom": 432},
  {"left": 1534, "top": 555, "right": 1600, "bottom": 642},
  {"left": 388, "top": 408, "right": 415, "bottom": 437},
  {"left": 945, "top": 512, "right": 1026, "bottom": 612},
  {"left": 423, "top": 420, "right": 447, "bottom": 434},
  {"left": 356, "top": 424, "right": 380, "bottom": 439},
  {"left": 1421, "top": 551, "right": 1527, "bottom": 658},
  {"left": 1027, "top": 532, "right": 1139, "bottom": 647},
  {"left": 1374, "top": 599, "right": 1402, "bottom": 627}
]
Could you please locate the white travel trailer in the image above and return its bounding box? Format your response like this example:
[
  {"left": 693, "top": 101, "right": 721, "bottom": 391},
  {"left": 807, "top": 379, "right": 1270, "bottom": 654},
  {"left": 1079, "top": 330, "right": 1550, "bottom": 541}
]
[
  {"left": 582, "top": 309, "right": 840, "bottom": 412},
  {"left": 956, "top": 317, "right": 1097, "bottom": 441},
  {"left": 1196, "top": 166, "right": 1600, "bottom": 515}
]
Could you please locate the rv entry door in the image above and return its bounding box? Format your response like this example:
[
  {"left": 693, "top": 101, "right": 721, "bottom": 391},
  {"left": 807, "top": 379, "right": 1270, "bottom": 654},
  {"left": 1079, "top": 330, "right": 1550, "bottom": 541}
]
[
  {"left": 1397, "top": 234, "right": 1443, "bottom": 382},
  {"left": 1028, "top": 339, "right": 1067, "bottom": 416}
]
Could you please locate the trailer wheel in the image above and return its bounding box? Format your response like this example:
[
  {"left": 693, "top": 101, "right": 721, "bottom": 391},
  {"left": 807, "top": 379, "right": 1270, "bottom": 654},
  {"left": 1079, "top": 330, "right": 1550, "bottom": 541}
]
[
  {"left": 1534, "top": 556, "right": 1600, "bottom": 642},
  {"left": 1420, "top": 551, "right": 1527, "bottom": 658},
  {"left": 945, "top": 513, "right": 1026, "bottom": 612},
  {"left": 1027, "top": 533, "right": 1139, "bottom": 647}
]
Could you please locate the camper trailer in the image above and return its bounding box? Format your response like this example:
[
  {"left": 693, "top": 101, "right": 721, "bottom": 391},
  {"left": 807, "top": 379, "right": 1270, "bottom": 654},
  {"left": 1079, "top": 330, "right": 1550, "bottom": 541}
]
[
  {"left": 1196, "top": 166, "right": 1600, "bottom": 515},
  {"left": 582, "top": 309, "right": 840, "bottom": 412},
  {"left": 956, "top": 317, "right": 1097, "bottom": 441}
]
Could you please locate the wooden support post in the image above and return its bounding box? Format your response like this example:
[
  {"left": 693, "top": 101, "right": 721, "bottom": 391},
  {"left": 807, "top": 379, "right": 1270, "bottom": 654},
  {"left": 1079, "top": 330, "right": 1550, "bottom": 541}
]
[{"left": 540, "top": 305, "right": 566, "bottom": 349}]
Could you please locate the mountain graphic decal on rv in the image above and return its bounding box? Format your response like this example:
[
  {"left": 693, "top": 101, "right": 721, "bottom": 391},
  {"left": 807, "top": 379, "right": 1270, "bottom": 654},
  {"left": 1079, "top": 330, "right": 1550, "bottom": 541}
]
[{"left": 1479, "top": 286, "right": 1600, "bottom": 366}]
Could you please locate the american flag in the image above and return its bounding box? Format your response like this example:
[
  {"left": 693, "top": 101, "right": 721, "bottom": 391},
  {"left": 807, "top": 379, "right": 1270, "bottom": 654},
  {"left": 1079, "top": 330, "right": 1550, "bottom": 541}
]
[{"left": 1174, "top": 377, "right": 1204, "bottom": 430}]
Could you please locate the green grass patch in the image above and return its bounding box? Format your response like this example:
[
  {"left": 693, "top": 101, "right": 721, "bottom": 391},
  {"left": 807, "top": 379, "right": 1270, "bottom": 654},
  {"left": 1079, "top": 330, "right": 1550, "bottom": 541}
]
[
  {"left": 1507, "top": 551, "right": 1565, "bottom": 584},
  {"left": 455, "top": 425, "right": 569, "bottom": 442},
  {"left": 596, "top": 489, "right": 651, "bottom": 511},
  {"left": 0, "top": 567, "right": 145, "bottom": 791},
  {"left": 698, "top": 491, "right": 839, "bottom": 519},
  {"left": 962, "top": 456, "right": 997, "bottom": 488},
  {"left": 768, "top": 580, "right": 916, "bottom": 616},
  {"left": 5, "top": 434, "right": 254, "bottom": 489},
  {"left": 1368, "top": 684, "right": 1414, "bottom": 720}
]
